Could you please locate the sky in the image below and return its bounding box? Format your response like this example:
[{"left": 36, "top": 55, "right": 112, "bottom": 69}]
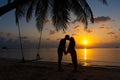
[{"left": 0, "top": 0, "right": 120, "bottom": 48}]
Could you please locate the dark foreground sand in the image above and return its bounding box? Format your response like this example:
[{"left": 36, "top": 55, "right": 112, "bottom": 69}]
[{"left": 0, "top": 58, "right": 120, "bottom": 80}]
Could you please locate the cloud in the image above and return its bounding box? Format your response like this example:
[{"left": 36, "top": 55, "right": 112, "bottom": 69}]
[
  {"left": 68, "top": 19, "right": 83, "bottom": 25},
  {"left": 7, "top": 32, "right": 14, "bottom": 37},
  {"left": 0, "top": 35, "right": 34, "bottom": 48},
  {"left": 0, "top": 35, "right": 59, "bottom": 48},
  {"left": 0, "top": 32, "right": 14, "bottom": 37},
  {"left": 63, "top": 31, "right": 66, "bottom": 34},
  {"left": 20, "top": 36, "right": 29, "bottom": 40},
  {"left": 0, "top": 32, "right": 3, "bottom": 36},
  {"left": 119, "top": 29, "right": 120, "bottom": 31},
  {"left": 114, "top": 36, "right": 118, "bottom": 38},
  {"left": 0, "top": 17, "right": 2, "bottom": 20},
  {"left": 0, "top": 36, "right": 15, "bottom": 48},
  {"left": 56, "top": 38, "right": 61, "bottom": 41},
  {"left": 99, "top": 26, "right": 112, "bottom": 30},
  {"left": 86, "top": 28, "right": 93, "bottom": 33},
  {"left": 107, "top": 32, "right": 115, "bottom": 35},
  {"left": 72, "top": 34, "right": 76, "bottom": 36},
  {"left": 46, "top": 38, "right": 50, "bottom": 40},
  {"left": 0, "top": 36, "right": 5, "bottom": 43},
  {"left": 107, "top": 32, "right": 119, "bottom": 39},
  {"left": 44, "top": 18, "right": 52, "bottom": 23},
  {"left": 71, "top": 20, "right": 77, "bottom": 24},
  {"left": 94, "top": 16, "right": 112, "bottom": 23},
  {"left": 73, "top": 25, "right": 83, "bottom": 30},
  {"left": 49, "top": 30, "right": 56, "bottom": 35},
  {"left": 72, "top": 34, "right": 79, "bottom": 36}
]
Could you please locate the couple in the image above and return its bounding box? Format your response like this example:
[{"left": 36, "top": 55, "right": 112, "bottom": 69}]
[{"left": 57, "top": 35, "right": 78, "bottom": 72}]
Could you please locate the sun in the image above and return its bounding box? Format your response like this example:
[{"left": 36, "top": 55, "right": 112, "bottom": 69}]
[{"left": 83, "top": 40, "right": 88, "bottom": 45}]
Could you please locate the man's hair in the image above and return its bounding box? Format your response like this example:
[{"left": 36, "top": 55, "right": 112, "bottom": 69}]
[{"left": 65, "top": 35, "right": 70, "bottom": 39}]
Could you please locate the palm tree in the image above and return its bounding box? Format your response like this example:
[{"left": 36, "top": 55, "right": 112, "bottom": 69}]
[
  {"left": 0, "top": 0, "right": 107, "bottom": 61},
  {"left": 1, "top": 0, "right": 107, "bottom": 30}
]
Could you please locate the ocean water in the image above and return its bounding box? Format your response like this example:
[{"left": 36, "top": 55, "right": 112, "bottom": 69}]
[{"left": 0, "top": 48, "right": 120, "bottom": 67}]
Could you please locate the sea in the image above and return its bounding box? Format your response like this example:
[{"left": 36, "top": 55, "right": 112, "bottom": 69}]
[{"left": 0, "top": 48, "right": 120, "bottom": 68}]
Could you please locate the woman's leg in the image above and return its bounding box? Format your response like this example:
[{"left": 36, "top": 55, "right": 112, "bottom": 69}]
[{"left": 71, "top": 51, "right": 78, "bottom": 71}]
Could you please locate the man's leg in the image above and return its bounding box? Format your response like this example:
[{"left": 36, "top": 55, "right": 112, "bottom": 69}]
[{"left": 58, "top": 51, "right": 63, "bottom": 71}]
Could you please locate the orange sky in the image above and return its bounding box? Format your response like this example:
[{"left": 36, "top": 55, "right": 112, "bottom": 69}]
[{"left": 0, "top": 0, "right": 120, "bottom": 48}]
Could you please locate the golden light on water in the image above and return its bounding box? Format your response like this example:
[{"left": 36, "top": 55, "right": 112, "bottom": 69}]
[
  {"left": 84, "top": 48, "right": 87, "bottom": 61},
  {"left": 83, "top": 48, "right": 89, "bottom": 66}
]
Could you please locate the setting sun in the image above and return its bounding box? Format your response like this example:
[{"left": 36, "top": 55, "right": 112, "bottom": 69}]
[{"left": 83, "top": 40, "right": 88, "bottom": 45}]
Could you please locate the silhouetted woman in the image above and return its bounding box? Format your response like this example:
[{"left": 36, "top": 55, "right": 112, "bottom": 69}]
[{"left": 67, "top": 37, "right": 78, "bottom": 72}]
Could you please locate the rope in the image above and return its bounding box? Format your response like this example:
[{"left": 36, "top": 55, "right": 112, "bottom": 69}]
[
  {"left": 36, "top": 30, "right": 43, "bottom": 60},
  {"left": 17, "top": 24, "right": 24, "bottom": 62}
]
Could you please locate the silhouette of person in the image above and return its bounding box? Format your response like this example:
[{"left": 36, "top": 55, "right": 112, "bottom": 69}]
[
  {"left": 57, "top": 35, "right": 70, "bottom": 71},
  {"left": 67, "top": 37, "right": 78, "bottom": 72}
]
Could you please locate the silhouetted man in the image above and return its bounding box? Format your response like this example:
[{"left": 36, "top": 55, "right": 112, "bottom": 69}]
[{"left": 57, "top": 35, "right": 70, "bottom": 71}]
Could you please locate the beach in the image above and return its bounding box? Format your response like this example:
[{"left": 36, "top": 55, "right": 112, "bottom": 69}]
[{"left": 0, "top": 58, "right": 120, "bottom": 80}]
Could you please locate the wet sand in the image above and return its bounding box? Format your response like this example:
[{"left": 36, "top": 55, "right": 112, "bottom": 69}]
[{"left": 0, "top": 58, "right": 120, "bottom": 80}]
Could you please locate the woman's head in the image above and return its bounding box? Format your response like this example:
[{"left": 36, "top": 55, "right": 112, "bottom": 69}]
[{"left": 70, "top": 37, "right": 74, "bottom": 41}]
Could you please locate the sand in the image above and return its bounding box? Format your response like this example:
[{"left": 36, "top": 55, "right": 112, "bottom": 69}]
[{"left": 0, "top": 58, "right": 120, "bottom": 80}]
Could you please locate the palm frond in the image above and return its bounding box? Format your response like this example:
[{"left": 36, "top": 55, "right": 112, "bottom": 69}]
[
  {"left": 35, "top": 0, "right": 42, "bottom": 17},
  {"left": 8, "top": 0, "right": 11, "bottom": 4},
  {"left": 15, "top": 6, "right": 25, "bottom": 25},
  {"left": 99, "top": 0, "right": 108, "bottom": 5},
  {"left": 70, "top": 0, "right": 88, "bottom": 27},
  {"left": 52, "top": 0, "right": 70, "bottom": 31},
  {"left": 36, "top": 0, "right": 48, "bottom": 32},
  {"left": 78, "top": 0, "right": 94, "bottom": 23},
  {"left": 15, "top": 0, "right": 31, "bottom": 25},
  {"left": 15, "top": 10, "right": 19, "bottom": 26},
  {"left": 26, "top": 0, "right": 38, "bottom": 22}
]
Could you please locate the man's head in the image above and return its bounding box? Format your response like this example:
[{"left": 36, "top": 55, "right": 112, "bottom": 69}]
[{"left": 65, "top": 35, "right": 70, "bottom": 40}]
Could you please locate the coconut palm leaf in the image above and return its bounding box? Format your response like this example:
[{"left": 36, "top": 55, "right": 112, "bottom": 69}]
[
  {"left": 0, "top": 0, "right": 108, "bottom": 30},
  {"left": 71, "top": 0, "right": 88, "bottom": 27},
  {"left": 7, "top": 0, "right": 11, "bottom": 4},
  {"left": 99, "top": 0, "right": 108, "bottom": 5},
  {"left": 52, "top": 0, "right": 70, "bottom": 31},
  {"left": 79, "top": 0, "right": 94, "bottom": 22},
  {"left": 26, "top": 0, "right": 38, "bottom": 22},
  {"left": 36, "top": 0, "right": 48, "bottom": 32}
]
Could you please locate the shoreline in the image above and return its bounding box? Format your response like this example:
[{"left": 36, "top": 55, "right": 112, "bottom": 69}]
[
  {"left": 0, "top": 58, "right": 120, "bottom": 80},
  {"left": 1, "top": 58, "right": 120, "bottom": 69}
]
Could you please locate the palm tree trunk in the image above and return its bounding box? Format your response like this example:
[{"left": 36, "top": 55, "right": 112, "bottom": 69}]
[{"left": 0, "top": 0, "right": 30, "bottom": 16}]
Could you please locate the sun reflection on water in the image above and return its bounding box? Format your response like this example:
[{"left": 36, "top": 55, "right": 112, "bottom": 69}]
[
  {"left": 83, "top": 48, "right": 89, "bottom": 66},
  {"left": 84, "top": 48, "right": 87, "bottom": 60}
]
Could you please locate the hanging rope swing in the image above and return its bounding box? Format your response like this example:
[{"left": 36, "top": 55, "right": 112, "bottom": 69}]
[
  {"left": 15, "top": 9, "right": 25, "bottom": 62},
  {"left": 17, "top": 23, "right": 42, "bottom": 62},
  {"left": 17, "top": 23, "right": 42, "bottom": 61},
  {"left": 16, "top": 13, "right": 43, "bottom": 61},
  {"left": 36, "top": 29, "right": 43, "bottom": 60},
  {"left": 17, "top": 24, "right": 25, "bottom": 62}
]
